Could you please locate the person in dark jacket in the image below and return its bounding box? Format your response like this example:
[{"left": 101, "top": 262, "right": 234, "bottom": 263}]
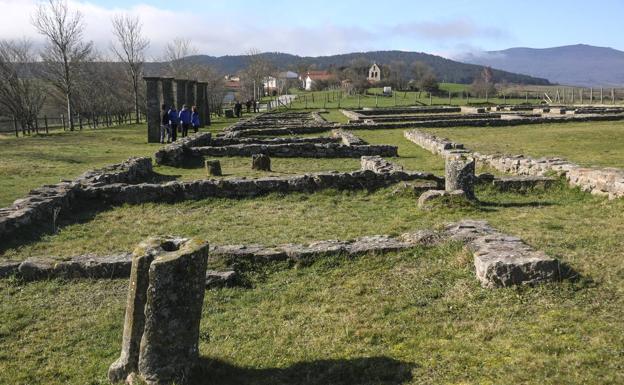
[
  {"left": 245, "top": 99, "right": 252, "bottom": 113},
  {"left": 252, "top": 99, "right": 258, "bottom": 113},
  {"left": 191, "top": 106, "right": 200, "bottom": 133},
  {"left": 234, "top": 101, "right": 242, "bottom": 118},
  {"left": 159, "top": 104, "right": 171, "bottom": 144},
  {"left": 178, "top": 104, "right": 192, "bottom": 137},
  {"left": 167, "top": 106, "right": 178, "bottom": 142}
]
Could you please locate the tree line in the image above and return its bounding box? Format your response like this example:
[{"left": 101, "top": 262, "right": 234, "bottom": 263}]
[{"left": 0, "top": 0, "right": 227, "bottom": 134}]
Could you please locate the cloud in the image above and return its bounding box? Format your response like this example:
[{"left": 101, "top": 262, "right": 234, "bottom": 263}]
[
  {"left": 0, "top": 1, "right": 510, "bottom": 58},
  {"left": 391, "top": 18, "right": 509, "bottom": 41}
]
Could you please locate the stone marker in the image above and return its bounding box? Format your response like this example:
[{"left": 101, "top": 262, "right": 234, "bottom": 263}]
[
  {"left": 445, "top": 153, "right": 475, "bottom": 199},
  {"left": 109, "top": 236, "right": 209, "bottom": 385},
  {"left": 418, "top": 189, "right": 466, "bottom": 209},
  {"left": 205, "top": 159, "right": 222, "bottom": 176},
  {"left": 251, "top": 154, "right": 271, "bottom": 171}
]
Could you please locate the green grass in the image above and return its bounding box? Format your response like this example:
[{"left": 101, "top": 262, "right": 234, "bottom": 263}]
[
  {"left": 0, "top": 117, "right": 239, "bottom": 207},
  {"left": 424, "top": 121, "right": 624, "bottom": 168},
  {"left": 2, "top": 204, "right": 624, "bottom": 384},
  {"left": 2, "top": 109, "right": 624, "bottom": 384}
]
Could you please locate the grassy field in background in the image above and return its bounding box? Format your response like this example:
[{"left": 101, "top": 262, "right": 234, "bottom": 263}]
[{"left": 424, "top": 121, "right": 624, "bottom": 168}]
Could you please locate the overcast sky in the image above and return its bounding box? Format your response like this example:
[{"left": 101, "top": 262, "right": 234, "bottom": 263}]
[{"left": 2, "top": 0, "right": 623, "bottom": 60}]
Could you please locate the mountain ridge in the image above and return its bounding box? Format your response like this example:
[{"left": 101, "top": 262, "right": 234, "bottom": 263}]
[
  {"left": 460, "top": 44, "right": 624, "bottom": 86},
  {"left": 145, "top": 50, "right": 550, "bottom": 85}
]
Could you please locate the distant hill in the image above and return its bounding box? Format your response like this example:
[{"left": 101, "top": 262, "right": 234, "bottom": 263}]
[
  {"left": 145, "top": 50, "right": 550, "bottom": 85},
  {"left": 460, "top": 44, "right": 624, "bottom": 87}
]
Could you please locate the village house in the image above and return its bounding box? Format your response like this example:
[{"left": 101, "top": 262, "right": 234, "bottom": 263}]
[
  {"left": 367, "top": 63, "right": 381, "bottom": 83},
  {"left": 263, "top": 71, "right": 299, "bottom": 95},
  {"left": 302, "top": 70, "right": 337, "bottom": 91}
]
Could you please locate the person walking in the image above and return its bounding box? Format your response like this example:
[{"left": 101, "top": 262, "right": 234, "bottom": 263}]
[
  {"left": 191, "top": 106, "right": 200, "bottom": 133},
  {"left": 252, "top": 99, "right": 258, "bottom": 113},
  {"left": 159, "top": 104, "right": 171, "bottom": 144},
  {"left": 178, "top": 104, "right": 192, "bottom": 137},
  {"left": 245, "top": 99, "right": 252, "bottom": 113},
  {"left": 167, "top": 105, "right": 178, "bottom": 142}
]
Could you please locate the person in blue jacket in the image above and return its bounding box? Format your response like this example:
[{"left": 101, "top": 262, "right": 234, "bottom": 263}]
[
  {"left": 167, "top": 106, "right": 178, "bottom": 142},
  {"left": 191, "top": 106, "right": 200, "bottom": 133},
  {"left": 178, "top": 104, "right": 192, "bottom": 138}
]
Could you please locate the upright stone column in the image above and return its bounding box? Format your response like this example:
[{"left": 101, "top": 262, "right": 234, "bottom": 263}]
[
  {"left": 176, "top": 79, "right": 187, "bottom": 109},
  {"left": 161, "top": 78, "right": 175, "bottom": 110},
  {"left": 196, "top": 82, "right": 206, "bottom": 128},
  {"left": 108, "top": 236, "right": 209, "bottom": 385},
  {"left": 445, "top": 153, "right": 476, "bottom": 199},
  {"left": 187, "top": 81, "right": 197, "bottom": 109},
  {"left": 144, "top": 77, "right": 161, "bottom": 143},
  {"left": 204, "top": 84, "right": 211, "bottom": 126}
]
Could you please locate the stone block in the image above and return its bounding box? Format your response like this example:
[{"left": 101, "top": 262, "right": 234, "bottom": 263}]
[
  {"left": 251, "top": 154, "right": 271, "bottom": 171},
  {"left": 492, "top": 176, "right": 556, "bottom": 192},
  {"left": 469, "top": 234, "right": 561, "bottom": 288},
  {"left": 205, "top": 160, "right": 222, "bottom": 176}
]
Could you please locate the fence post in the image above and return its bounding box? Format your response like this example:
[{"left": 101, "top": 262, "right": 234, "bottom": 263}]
[
  {"left": 375, "top": 94, "right": 378, "bottom": 108},
  {"left": 600, "top": 88, "right": 604, "bottom": 104},
  {"left": 79, "top": 115, "right": 83, "bottom": 130},
  {"left": 61, "top": 114, "right": 66, "bottom": 131},
  {"left": 34, "top": 116, "right": 39, "bottom": 134},
  {"left": 44, "top": 115, "right": 49, "bottom": 134},
  {"left": 13, "top": 116, "right": 18, "bottom": 137},
  {"left": 429, "top": 92, "right": 432, "bottom": 106},
  {"left": 448, "top": 91, "right": 451, "bottom": 105},
  {"left": 394, "top": 91, "right": 397, "bottom": 106},
  {"left": 358, "top": 94, "right": 361, "bottom": 109}
]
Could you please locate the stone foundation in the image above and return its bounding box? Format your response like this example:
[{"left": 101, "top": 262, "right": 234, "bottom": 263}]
[
  {"left": 404, "top": 129, "right": 624, "bottom": 200},
  {"left": 2, "top": 220, "right": 566, "bottom": 289},
  {"left": 360, "top": 156, "right": 404, "bottom": 174},
  {"left": 191, "top": 142, "right": 398, "bottom": 159},
  {"left": 0, "top": 157, "right": 154, "bottom": 242}
]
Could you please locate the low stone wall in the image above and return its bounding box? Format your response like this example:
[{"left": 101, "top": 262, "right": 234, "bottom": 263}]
[
  {"left": 191, "top": 142, "right": 398, "bottom": 158},
  {"left": 1, "top": 220, "right": 565, "bottom": 289},
  {"left": 404, "top": 129, "right": 624, "bottom": 199},
  {"left": 154, "top": 132, "right": 212, "bottom": 166},
  {"left": 340, "top": 109, "right": 363, "bottom": 121},
  {"left": 355, "top": 107, "right": 462, "bottom": 116},
  {"left": 223, "top": 126, "right": 333, "bottom": 138},
  {"left": 343, "top": 113, "right": 624, "bottom": 130},
  {"left": 403, "top": 130, "right": 466, "bottom": 155},
  {"left": 360, "top": 156, "right": 405, "bottom": 173},
  {"left": 210, "top": 136, "right": 339, "bottom": 146},
  {"left": 362, "top": 113, "right": 502, "bottom": 123},
  {"left": 0, "top": 157, "right": 154, "bottom": 242},
  {"left": 331, "top": 129, "right": 367, "bottom": 145},
  {"left": 78, "top": 169, "right": 440, "bottom": 205}
]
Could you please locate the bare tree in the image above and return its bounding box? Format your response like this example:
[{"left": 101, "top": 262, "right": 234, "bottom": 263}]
[
  {"left": 111, "top": 14, "right": 149, "bottom": 124},
  {"left": 163, "top": 37, "right": 198, "bottom": 79},
  {"left": 32, "top": 0, "right": 92, "bottom": 130},
  {"left": 411, "top": 61, "right": 439, "bottom": 93},
  {"left": 241, "top": 49, "right": 275, "bottom": 100},
  {"left": 470, "top": 67, "right": 497, "bottom": 98},
  {"left": 0, "top": 39, "right": 46, "bottom": 134}
]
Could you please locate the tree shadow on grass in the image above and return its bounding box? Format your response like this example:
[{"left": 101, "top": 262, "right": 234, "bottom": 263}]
[{"left": 189, "top": 356, "right": 415, "bottom": 385}]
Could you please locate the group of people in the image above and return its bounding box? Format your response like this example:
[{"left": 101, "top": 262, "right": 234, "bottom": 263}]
[
  {"left": 160, "top": 104, "right": 201, "bottom": 144},
  {"left": 233, "top": 99, "right": 258, "bottom": 118}
]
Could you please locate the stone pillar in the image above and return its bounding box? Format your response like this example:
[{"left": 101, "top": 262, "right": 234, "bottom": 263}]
[
  {"left": 187, "top": 81, "right": 196, "bottom": 109},
  {"left": 205, "top": 85, "right": 211, "bottom": 126},
  {"left": 108, "top": 236, "right": 209, "bottom": 385},
  {"left": 144, "top": 77, "right": 161, "bottom": 143},
  {"left": 445, "top": 153, "right": 475, "bottom": 199},
  {"left": 176, "top": 79, "right": 187, "bottom": 109},
  {"left": 252, "top": 154, "right": 271, "bottom": 171},
  {"left": 161, "top": 78, "right": 175, "bottom": 110},
  {"left": 196, "top": 82, "right": 206, "bottom": 128}
]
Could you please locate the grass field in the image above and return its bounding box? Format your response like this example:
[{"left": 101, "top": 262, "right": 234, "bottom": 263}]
[
  {"left": 424, "top": 121, "right": 624, "bottom": 168},
  {"left": 1, "top": 108, "right": 624, "bottom": 384}
]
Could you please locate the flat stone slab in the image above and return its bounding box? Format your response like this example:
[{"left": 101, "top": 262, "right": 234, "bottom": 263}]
[{"left": 468, "top": 234, "right": 561, "bottom": 288}]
